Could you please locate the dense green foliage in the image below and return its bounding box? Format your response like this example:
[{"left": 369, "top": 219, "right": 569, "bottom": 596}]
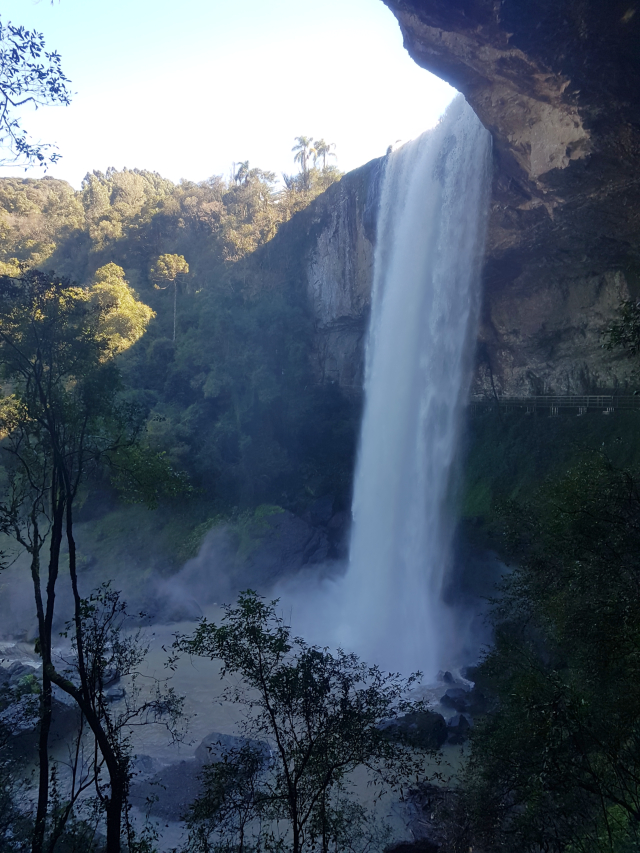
[
  {"left": 460, "top": 409, "right": 640, "bottom": 525},
  {"left": 450, "top": 454, "right": 640, "bottom": 853},
  {"left": 0, "top": 157, "right": 355, "bottom": 518},
  {"left": 0, "top": 160, "right": 341, "bottom": 280}
]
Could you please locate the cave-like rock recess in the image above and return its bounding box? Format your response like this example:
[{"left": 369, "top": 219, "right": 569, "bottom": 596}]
[{"left": 383, "top": 0, "right": 640, "bottom": 394}]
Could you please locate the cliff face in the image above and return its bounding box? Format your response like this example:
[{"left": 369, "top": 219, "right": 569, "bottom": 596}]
[
  {"left": 304, "top": 159, "right": 383, "bottom": 390},
  {"left": 253, "top": 158, "right": 383, "bottom": 392},
  {"left": 291, "top": 0, "right": 640, "bottom": 396},
  {"left": 384, "top": 0, "right": 640, "bottom": 395}
]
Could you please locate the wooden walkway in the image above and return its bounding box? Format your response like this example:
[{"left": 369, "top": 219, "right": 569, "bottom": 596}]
[{"left": 470, "top": 395, "right": 640, "bottom": 416}]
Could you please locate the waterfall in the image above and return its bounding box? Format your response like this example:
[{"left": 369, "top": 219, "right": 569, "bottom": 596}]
[{"left": 339, "top": 96, "right": 491, "bottom": 678}]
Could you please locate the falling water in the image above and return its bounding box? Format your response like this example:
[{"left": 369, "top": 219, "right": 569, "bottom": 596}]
[{"left": 340, "top": 96, "right": 491, "bottom": 678}]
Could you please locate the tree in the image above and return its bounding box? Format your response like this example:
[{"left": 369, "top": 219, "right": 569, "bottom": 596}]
[
  {"left": 0, "top": 268, "right": 182, "bottom": 853},
  {"left": 0, "top": 157, "right": 347, "bottom": 514},
  {"left": 176, "top": 591, "right": 436, "bottom": 853},
  {"left": 313, "top": 140, "right": 336, "bottom": 171},
  {"left": 0, "top": 16, "right": 72, "bottom": 168},
  {"left": 0, "top": 695, "right": 35, "bottom": 848},
  {"left": 292, "top": 136, "right": 316, "bottom": 190},
  {"left": 55, "top": 584, "right": 183, "bottom": 852},
  {"left": 455, "top": 455, "right": 640, "bottom": 853},
  {"left": 234, "top": 161, "right": 250, "bottom": 185},
  {"left": 150, "top": 253, "right": 189, "bottom": 342}
]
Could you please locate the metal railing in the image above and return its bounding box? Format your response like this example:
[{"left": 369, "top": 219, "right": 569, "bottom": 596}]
[{"left": 469, "top": 395, "right": 640, "bottom": 415}]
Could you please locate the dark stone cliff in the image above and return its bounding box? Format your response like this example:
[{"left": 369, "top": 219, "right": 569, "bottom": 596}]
[
  {"left": 270, "top": 0, "right": 640, "bottom": 396},
  {"left": 384, "top": 0, "right": 640, "bottom": 394}
]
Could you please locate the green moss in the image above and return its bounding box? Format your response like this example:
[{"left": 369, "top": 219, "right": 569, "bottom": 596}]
[
  {"left": 233, "top": 504, "right": 284, "bottom": 560},
  {"left": 15, "top": 673, "right": 41, "bottom": 696},
  {"left": 460, "top": 409, "right": 640, "bottom": 525},
  {"left": 177, "top": 515, "right": 226, "bottom": 564},
  {"left": 74, "top": 494, "right": 223, "bottom": 588}
]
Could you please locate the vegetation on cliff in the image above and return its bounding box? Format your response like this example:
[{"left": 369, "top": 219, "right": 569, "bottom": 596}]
[
  {"left": 449, "top": 310, "right": 640, "bottom": 853},
  {"left": 0, "top": 143, "right": 356, "bottom": 525}
]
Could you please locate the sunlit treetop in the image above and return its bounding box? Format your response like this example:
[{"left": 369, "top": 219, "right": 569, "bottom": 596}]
[
  {"left": 0, "top": 267, "right": 154, "bottom": 395},
  {"left": 90, "top": 263, "right": 156, "bottom": 358},
  {"left": 150, "top": 253, "right": 189, "bottom": 283}
]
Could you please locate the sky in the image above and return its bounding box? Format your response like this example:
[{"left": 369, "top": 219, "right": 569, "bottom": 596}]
[{"left": 1, "top": 0, "right": 456, "bottom": 189}]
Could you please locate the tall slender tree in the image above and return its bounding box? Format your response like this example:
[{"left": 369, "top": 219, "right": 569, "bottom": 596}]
[
  {"left": 178, "top": 591, "right": 438, "bottom": 853},
  {"left": 150, "top": 253, "right": 189, "bottom": 342},
  {"left": 234, "top": 160, "right": 250, "bottom": 185}
]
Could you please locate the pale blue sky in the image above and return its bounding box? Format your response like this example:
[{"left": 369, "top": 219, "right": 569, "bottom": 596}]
[{"left": 1, "top": 0, "right": 455, "bottom": 187}]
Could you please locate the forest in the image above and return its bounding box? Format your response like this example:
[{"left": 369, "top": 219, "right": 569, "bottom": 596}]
[{"left": 0, "top": 150, "right": 357, "bottom": 512}]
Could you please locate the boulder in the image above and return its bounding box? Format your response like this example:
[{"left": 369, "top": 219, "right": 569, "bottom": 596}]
[
  {"left": 440, "top": 687, "right": 469, "bottom": 712},
  {"left": 128, "top": 759, "right": 202, "bottom": 821},
  {"left": 173, "top": 509, "right": 334, "bottom": 609},
  {"left": 234, "top": 509, "right": 331, "bottom": 589},
  {"left": 130, "top": 753, "right": 162, "bottom": 781},
  {"left": 381, "top": 710, "right": 448, "bottom": 750},
  {"left": 447, "top": 712, "right": 471, "bottom": 730},
  {"left": 195, "top": 731, "right": 269, "bottom": 765},
  {"left": 447, "top": 713, "right": 472, "bottom": 745},
  {"left": 6, "top": 662, "right": 36, "bottom": 686},
  {"left": 130, "top": 734, "right": 269, "bottom": 822},
  {"left": 104, "top": 686, "right": 125, "bottom": 702}
]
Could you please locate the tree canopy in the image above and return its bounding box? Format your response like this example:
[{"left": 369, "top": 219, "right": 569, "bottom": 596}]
[
  {"left": 151, "top": 253, "right": 189, "bottom": 341},
  {"left": 0, "top": 150, "right": 353, "bottom": 516}
]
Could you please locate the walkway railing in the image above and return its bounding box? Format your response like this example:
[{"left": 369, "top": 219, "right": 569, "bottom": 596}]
[{"left": 469, "top": 395, "right": 640, "bottom": 415}]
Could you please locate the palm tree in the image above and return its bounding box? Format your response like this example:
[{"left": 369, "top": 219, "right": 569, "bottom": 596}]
[
  {"left": 292, "top": 136, "right": 316, "bottom": 188},
  {"left": 234, "top": 160, "right": 250, "bottom": 185},
  {"left": 314, "top": 139, "right": 336, "bottom": 170}
]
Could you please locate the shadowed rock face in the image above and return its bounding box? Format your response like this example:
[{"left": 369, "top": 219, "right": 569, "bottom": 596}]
[
  {"left": 383, "top": 0, "right": 640, "bottom": 394},
  {"left": 384, "top": 0, "right": 639, "bottom": 190}
]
